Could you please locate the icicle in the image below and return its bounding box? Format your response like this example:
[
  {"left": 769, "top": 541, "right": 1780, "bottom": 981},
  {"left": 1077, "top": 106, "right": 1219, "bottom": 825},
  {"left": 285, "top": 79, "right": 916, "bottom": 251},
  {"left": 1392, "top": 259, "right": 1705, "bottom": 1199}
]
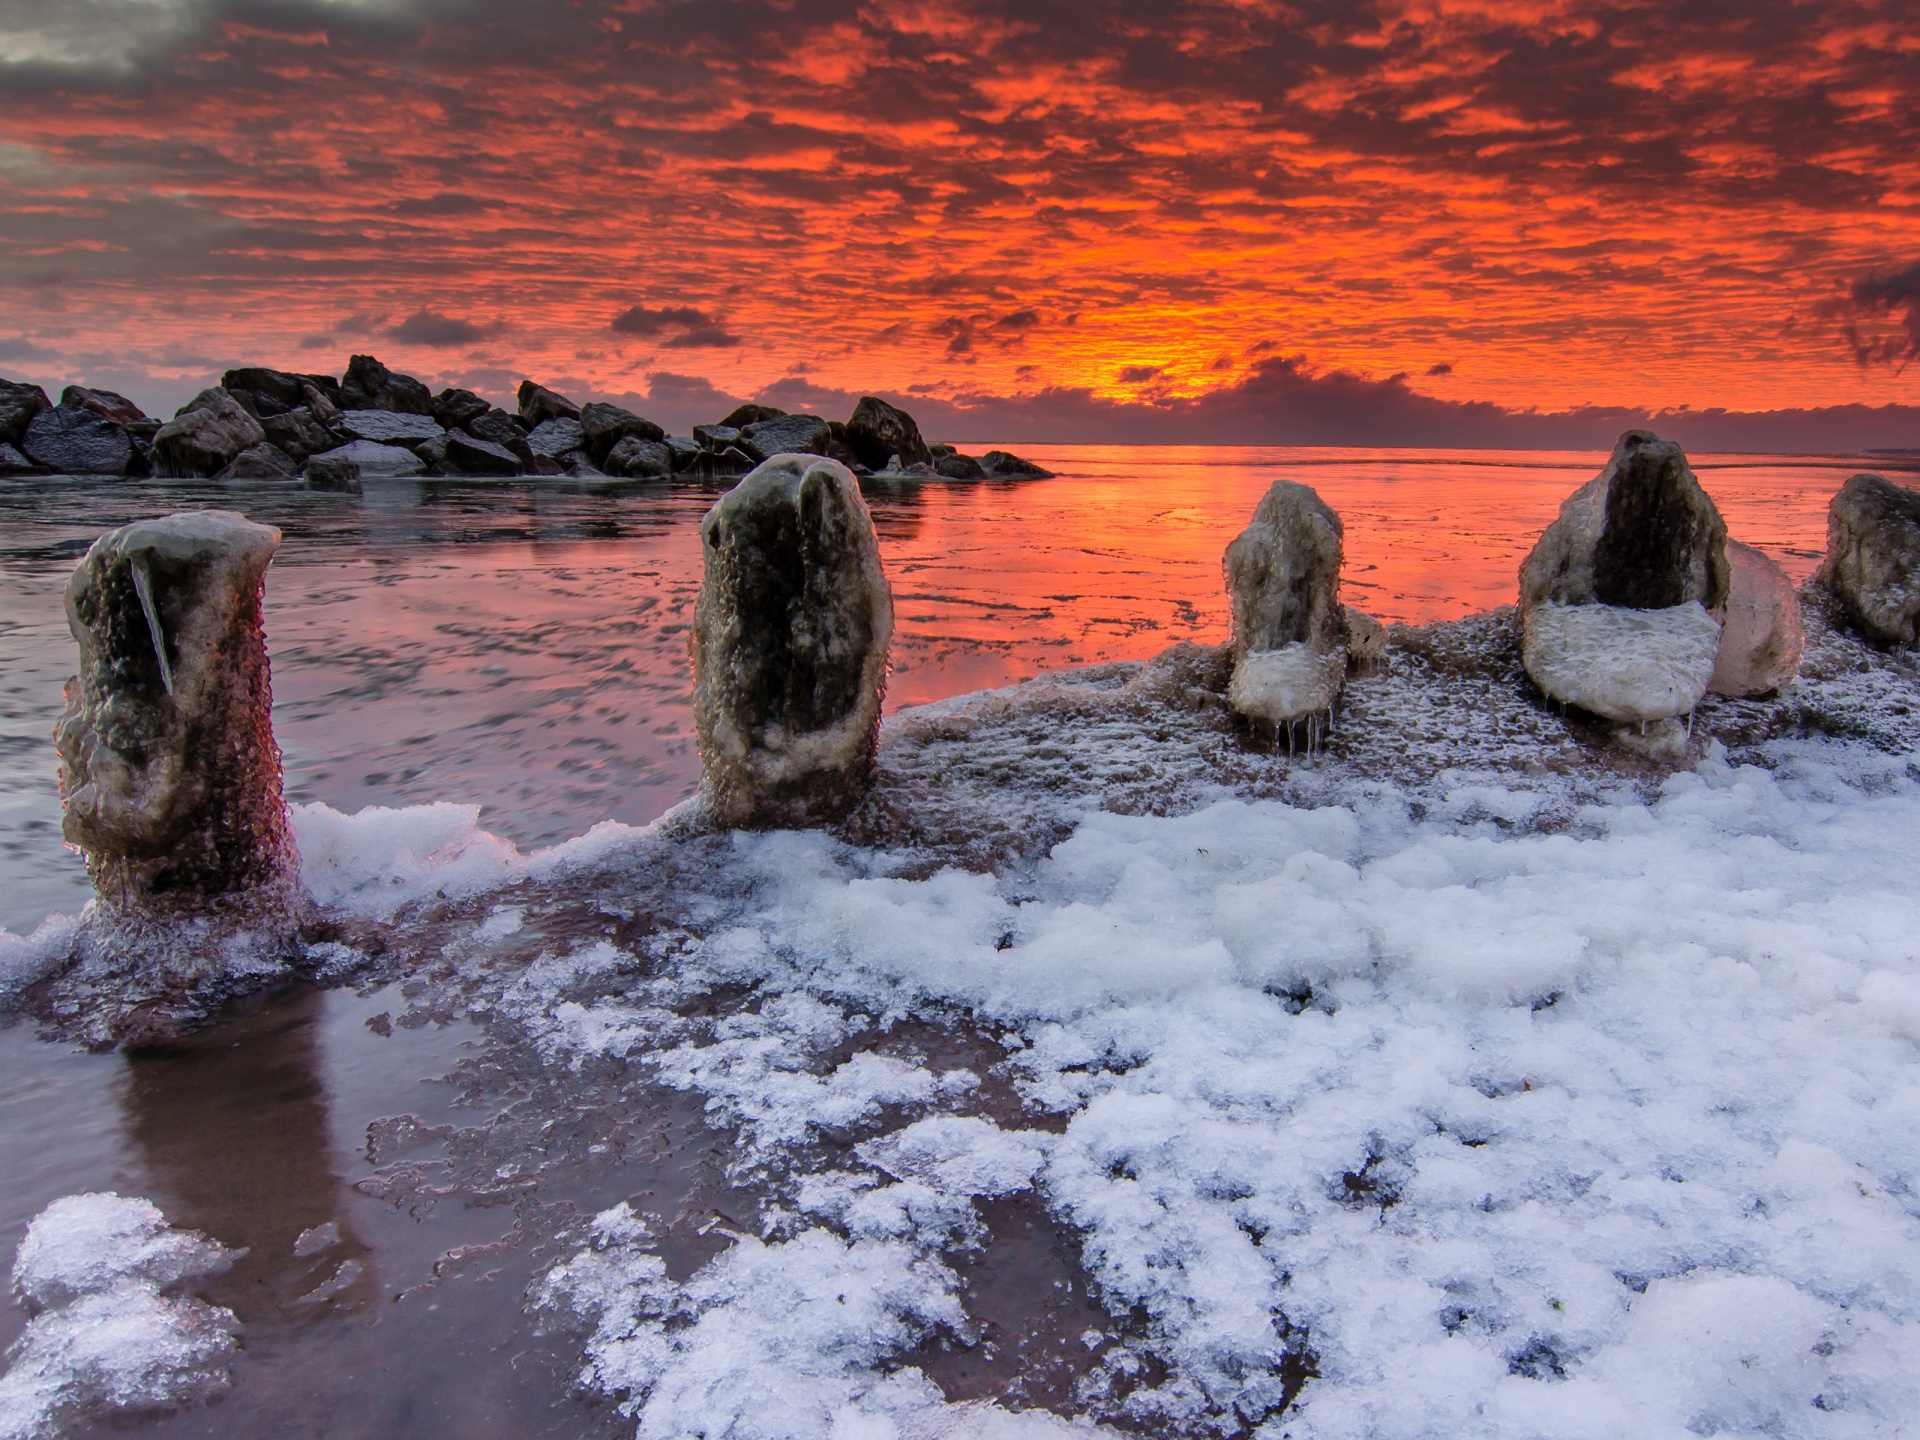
[
  {"left": 129, "top": 553, "right": 175, "bottom": 697},
  {"left": 1686, "top": 707, "right": 1695, "bottom": 740},
  {"left": 1287, "top": 721, "right": 1295, "bottom": 759}
]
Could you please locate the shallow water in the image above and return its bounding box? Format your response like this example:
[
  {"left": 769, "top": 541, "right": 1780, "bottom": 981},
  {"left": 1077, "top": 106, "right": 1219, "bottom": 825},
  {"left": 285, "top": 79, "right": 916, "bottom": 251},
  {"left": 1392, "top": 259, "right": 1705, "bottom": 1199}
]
[{"left": 0, "top": 446, "right": 1875, "bottom": 937}]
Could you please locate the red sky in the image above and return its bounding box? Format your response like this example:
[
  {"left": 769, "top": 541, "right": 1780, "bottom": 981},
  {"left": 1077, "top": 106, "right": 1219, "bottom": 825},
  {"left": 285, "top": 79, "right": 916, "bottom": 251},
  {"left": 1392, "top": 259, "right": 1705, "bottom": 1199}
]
[{"left": 1, "top": 0, "right": 1917, "bottom": 443}]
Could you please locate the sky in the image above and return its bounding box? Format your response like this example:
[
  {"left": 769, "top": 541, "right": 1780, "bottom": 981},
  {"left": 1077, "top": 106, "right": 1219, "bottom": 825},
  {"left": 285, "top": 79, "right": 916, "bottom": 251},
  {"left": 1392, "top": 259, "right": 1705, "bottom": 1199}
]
[{"left": 0, "top": 0, "right": 1917, "bottom": 446}]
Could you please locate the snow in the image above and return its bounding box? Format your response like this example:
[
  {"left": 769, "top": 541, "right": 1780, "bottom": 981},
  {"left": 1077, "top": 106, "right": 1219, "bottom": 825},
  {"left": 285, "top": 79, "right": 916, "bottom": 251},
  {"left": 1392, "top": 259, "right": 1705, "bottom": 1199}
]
[
  {"left": 521, "top": 743, "right": 1920, "bottom": 1436},
  {"left": 1, "top": 1194, "right": 239, "bottom": 1439},
  {"left": 1521, "top": 600, "right": 1723, "bottom": 723}
]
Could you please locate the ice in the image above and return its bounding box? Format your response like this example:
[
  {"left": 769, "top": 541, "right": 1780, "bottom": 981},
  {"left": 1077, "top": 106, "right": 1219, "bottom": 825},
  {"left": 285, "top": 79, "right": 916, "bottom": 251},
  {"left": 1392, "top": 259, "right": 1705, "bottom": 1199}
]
[
  {"left": 1225, "top": 644, "right": 1346, "bottom": 730},
  {"left": 507, "top": 742, "right": 1920, "bottom": 1435},
  {"left": 1, "top": 1194, "right": 240, "bottom": 1439},
  {"left": 1520, "top": 600, "right": 1723, "bottom": 723}
]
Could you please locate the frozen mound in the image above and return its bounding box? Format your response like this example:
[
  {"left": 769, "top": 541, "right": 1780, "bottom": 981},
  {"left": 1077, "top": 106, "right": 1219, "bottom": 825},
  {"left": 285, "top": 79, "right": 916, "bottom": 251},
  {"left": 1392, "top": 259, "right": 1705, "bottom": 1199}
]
[
  {"left": 1223, "top": 480, "right": 1349, "bottom": 728},
  {"left": 1, "top": 1194, "right": 240, "bottom": 1439},
  {"left": 1521, "top": 601, "right": 1723, "bottom": 724}
]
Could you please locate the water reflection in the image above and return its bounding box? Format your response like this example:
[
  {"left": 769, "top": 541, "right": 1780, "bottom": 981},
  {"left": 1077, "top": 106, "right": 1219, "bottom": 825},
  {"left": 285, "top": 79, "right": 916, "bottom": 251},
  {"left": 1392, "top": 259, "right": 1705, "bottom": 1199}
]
[{"left": 122, "top": 991, "right": 377, "bottom": 1326}]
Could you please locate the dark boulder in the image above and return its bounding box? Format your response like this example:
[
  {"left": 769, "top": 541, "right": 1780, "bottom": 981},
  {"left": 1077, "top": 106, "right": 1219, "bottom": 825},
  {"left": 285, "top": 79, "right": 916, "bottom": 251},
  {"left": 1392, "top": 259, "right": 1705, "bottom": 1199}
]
[
  {"left": 300, "top": 373, "right": 344, "bottom": 406},
  {"left": 468, "top": 408, "right": 528, "bottom": 448},
  {"left": 580, "top": 401, "right": 665, "bottom": 463},
  {"left": 23, "top": 405, "right": 134, "bottom": 475},
  {"left": 305, "top": 453, "right": 362, "bottom": 492},
  {"left": 718, "top": 403, "right": 786, "bottom": 429},
  {"left": 432, "top": 387, "right": 492, "bottom": 430},
  {"left": 221, "top": 368, "right": 304, "bottom": 417},
  {"left": 124, "top": 419, "right": 159, "bottom": 477},
  {"left": 0, "top": 379, "right": 50, "bottom": 446},
  {"left": 61, "top": 386, "right": 146, "bottom": 426},
  {"left": 415, "top": 434, "right": 449, "bottom": 471},
  {"left": 338, "top": 410, "right": 445, "bottom": 447},
  {"left": 0, "top": 442, "right": 38, "bottom": 473},
  {"left": 444, "top": 430, "right": 522, "bottom": 476},
  {"left": 339, "top": 355, "right": 433, "bottom": 414},
  {"left": 216, "top": 443, "right": 300, "bottom": 480},
  {"left": 693, "top": 423, "right": 743, "bottom": 451},
  {"left": 310, "top": 439, "right": 425, "bottom": 476},
  {"left": 300, "top": 380, "right": 346, "bottom": 429},
  {"left": 260, "top": 407, "right": 337, "bottom": 462},
  {"left": 526, "top": 416, "right": 586, "bottom": 460},
  {"left": 980, "top": 450, "right": 1055, "bottom": 479},
  {"left": 1819, "top": 472, "right": 1920, "bottom": 645},
  {"left": 665, "top": 436, "right": 704, "bottom": 472},
  {"left": 606, "top": 436, "right": 673, "bottom": 478},
  {"left": 740, "top": 413, "right": 830, "bottom": 462},
  {"left": 934, "top": 452, "right": 986, "bottom": 480},
  {"left": 845, "top": 396, "right": 932, "bottom": 471},
  {"left": 517, "top": 380, "right": 580, "bottom": 427}
]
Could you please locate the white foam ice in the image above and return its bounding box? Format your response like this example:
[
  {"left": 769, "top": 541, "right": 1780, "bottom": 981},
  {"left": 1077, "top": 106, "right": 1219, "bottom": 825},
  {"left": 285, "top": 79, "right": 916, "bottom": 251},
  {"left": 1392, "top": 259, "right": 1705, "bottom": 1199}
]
[
  {"left": 521, "top": 745, "right": 1920, "bottom": 1436},
  {"left": 1, "top": 1194, "right": 240, "bottom": 1440},
  {"left": 1227, "top": 643, "right": 1346, "bottom": 728}
]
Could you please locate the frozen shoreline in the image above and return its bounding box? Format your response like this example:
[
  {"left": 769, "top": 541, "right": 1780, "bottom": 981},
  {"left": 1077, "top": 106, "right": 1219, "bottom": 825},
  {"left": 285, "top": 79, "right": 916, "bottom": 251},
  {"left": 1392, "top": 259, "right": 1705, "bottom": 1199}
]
[{"left": 7, "top": 591, "right": 1920, "bottom": 1437}]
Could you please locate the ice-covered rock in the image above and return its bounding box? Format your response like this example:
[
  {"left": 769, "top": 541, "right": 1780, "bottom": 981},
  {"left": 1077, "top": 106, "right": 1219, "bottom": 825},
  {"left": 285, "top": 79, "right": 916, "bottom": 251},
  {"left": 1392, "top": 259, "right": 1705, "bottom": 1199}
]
[
  {"left": 606, "top": 435, "right": 673, "bottom": 478},
  {"left": 1519, "top": 431, "right": 1729, "bottom": 721},
  {"left": 1223, "top": 480, "right": 1350, "bottom": 727},
  {"left": 1521, "top": 600, "right": 1723, "bottom": 723},
  {"left": 526, "top": 416, "right": 586, "bottom": 459},
  {"left": 1709, "top": 540, "right": 1803, "bottom": 697},
  {"left": 692, "top": 454, "right": 894, "bottom": 828},
  {"left": 1819, "top": 471, "right": 1920, "bottom": 645},
  {"left": 1344, "top": 606, "right": 1387, "bottom": 669},
  {"left": 0, "top": 1193, "right": 239, "bottom": 1438},
  {"left": 149, "top": 389, "right": 265, "bottom": 479},
  {"left": 54, "top": 511, "right": 298, "bottom": 911}
]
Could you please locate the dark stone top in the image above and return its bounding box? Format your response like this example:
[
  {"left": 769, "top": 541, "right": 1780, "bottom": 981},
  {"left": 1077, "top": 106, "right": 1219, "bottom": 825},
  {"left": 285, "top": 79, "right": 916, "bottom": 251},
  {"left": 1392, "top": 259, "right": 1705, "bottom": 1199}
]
[
  {"left": 340, "top": 355, "right": 433, "bottom": 414},
  {"left": 517, "top": 380, "right": 581, "bottom": 426},
  {"left": 0, "top": 377, "right": 51, "bottom": 446},
  {"left": 845, "top": 396, "right": 932, "bottom": 470},
  {"left": 1592, "top": 431, "right": 1729, "bottom": 611},
  {"left": 718, "top": 403, "right": 787, "bottom": 429}
]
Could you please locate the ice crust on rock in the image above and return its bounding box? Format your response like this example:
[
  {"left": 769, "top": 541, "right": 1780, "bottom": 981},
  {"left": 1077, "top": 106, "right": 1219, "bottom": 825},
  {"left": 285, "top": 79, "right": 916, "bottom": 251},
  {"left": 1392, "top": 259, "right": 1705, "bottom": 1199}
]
[
  {"left": 0, "top": 1194, "right": 239, "bottom": 1439},
  {"left": 1521, "top": 600, "right": 1723, "bottom": 723},
  {"left": 692, "top": 454, "right": 894, "bottom": 828},
  {"left": 55, "top": 511, "right": 296, "bottom": 910},
  {"left": 1223, "top": 481, "right": 1350, "bottom": 728}
]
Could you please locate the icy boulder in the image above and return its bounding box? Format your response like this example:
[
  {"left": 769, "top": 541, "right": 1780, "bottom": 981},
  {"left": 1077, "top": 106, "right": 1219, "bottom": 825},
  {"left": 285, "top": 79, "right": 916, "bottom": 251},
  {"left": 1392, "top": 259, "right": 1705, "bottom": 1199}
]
[
  {"left": 1709, "top": 540, "right": 1803, "bottom": 697},
  {"left": 0, "top": 1193, "right": 240, "bottom": 1438},
  {"left": 1819, "top": 472, "right": 1920, "bottom": 645},
  {"left": 1223, "top": 481, "right": 1349, "bottom": 728},
  {"left": 692, "top": 455, "right": 894, "bottom": 827},
  {"left": 1521, "top": 601, "right": 1723, "bottom": 723},
  {"left": 1519, "top": 431, "right": 1728, "bottom": 722},
  {"left": 54, "top": 511, "right": 298, "bottom": 911}
]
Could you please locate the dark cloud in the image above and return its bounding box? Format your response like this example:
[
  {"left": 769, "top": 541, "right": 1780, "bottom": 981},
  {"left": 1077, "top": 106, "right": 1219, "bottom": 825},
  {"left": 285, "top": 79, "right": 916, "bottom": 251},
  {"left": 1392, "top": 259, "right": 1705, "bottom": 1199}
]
[
  {"left": 1118, "top": 365, "right": 1163, "bottom": 383},
  {"left": 610, "top": 304, "right": 741, "bottom": 348},
  {"left": 1831, "top": 261, "right": 1920, "bottom": 371},
  {"left": 388, "top": 308, "right": 490, "bottom": 347},
  {"left": 1426, "top": 362, "right": 1453, "bottom": 376}
]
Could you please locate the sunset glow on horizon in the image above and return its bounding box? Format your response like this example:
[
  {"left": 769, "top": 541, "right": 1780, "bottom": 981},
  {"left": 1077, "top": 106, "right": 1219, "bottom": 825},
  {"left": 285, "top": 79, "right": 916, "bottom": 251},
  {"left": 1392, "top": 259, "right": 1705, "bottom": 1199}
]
[{"left": 2, "top": 0, "right": 1917, "bottom": 439}]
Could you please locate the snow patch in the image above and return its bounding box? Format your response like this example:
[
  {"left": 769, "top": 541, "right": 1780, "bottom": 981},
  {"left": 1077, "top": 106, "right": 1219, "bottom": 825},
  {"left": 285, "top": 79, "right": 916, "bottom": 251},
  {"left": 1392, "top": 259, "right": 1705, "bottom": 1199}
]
[{"left": 1, "top": 1194, "right": 240, "bottom": 1440}]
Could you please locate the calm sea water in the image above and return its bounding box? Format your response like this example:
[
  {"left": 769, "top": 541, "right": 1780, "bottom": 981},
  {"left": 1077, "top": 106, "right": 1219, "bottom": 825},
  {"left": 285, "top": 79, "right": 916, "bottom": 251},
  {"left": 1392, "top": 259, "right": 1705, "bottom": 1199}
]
[{"left": 0, "top": 445, "right": 1880, "bottom": 935}]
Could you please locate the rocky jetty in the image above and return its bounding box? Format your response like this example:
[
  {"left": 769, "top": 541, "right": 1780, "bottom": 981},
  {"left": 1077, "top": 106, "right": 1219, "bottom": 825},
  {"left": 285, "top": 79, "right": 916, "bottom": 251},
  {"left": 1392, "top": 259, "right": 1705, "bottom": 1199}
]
[
  {"left": 1222, "top": 480, "right": 1351, "bottom": 738},
  {"left": 691, "top": 454, "right": 894, "bottom": 827},
  {"left": 1518, "top": 431, "right": 1732, "bottom": 725},
  {"left": 0, "top": 360, "right": 1055, "bottom": 487},
  {"left": 1818, "top": 472, "right": 1920, "bottom": 646}
]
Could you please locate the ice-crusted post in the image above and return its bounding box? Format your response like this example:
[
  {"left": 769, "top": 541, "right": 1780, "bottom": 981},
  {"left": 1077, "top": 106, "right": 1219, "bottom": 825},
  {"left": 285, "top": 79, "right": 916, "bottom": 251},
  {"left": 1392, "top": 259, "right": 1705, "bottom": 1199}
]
[
  {"left": 1518, "top": 431, "right": 1730, "bottom": 732},
  {"left": 1223, "top": 480, "right": 1351, "bottom": 747},
  {"left": 54, "top": 511, "right": 298, "bottom": 915},
  {"left": 692, "top": 454, "right": 894, "bottom": 827}
]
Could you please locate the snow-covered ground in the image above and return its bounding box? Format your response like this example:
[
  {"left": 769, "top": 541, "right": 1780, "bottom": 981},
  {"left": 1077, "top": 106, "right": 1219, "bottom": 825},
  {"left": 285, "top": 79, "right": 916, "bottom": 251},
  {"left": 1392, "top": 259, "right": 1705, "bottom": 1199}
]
[{"left": 9, "top": 598, "right": 1920, "bottom": 1438}]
